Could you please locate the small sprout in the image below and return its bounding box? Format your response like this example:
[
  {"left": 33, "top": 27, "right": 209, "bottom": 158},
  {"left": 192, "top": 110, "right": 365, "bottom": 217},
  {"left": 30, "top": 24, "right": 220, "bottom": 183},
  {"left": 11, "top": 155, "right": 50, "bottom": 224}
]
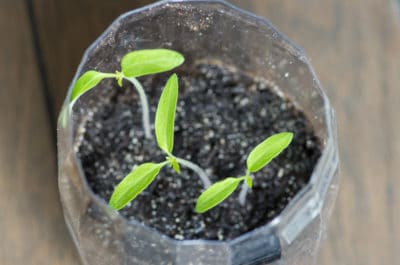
[
  {"left": 69, "top": 49, "right": 184, "bottom": 138},
  {"left": 121, "top": 49, "right": 185, "bottom": 78},
  {"left": 115, "top": 70, "right": 124, "bottom": 87},
  {"left": 109, "top": 74, "right": 210, "bottom": 210},
  {"left": 109, "top": 162, "right": 168, "bottom": 210},
  {"left": 167, "top": 156, "right": 181, "bottom": 174},
  {"left": 195, "top": 132, "right": 293, "bottom": 213},
  {"left": 245, "top": 175, "right": 253, "bottom": 188}
]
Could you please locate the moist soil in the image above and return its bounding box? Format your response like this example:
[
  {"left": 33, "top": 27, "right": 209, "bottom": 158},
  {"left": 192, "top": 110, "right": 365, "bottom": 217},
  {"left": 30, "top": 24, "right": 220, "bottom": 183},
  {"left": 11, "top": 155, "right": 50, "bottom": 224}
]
[{"left": 75, "top": 63, "right": 321, "bottom": 241}]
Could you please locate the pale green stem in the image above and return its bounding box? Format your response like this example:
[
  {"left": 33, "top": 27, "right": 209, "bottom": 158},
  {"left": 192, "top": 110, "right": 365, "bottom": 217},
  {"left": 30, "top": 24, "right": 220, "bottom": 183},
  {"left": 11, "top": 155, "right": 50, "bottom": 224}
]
[
  {"left": 125, "top": 77, "right": 152, "bottom": 139},
  {"left": 176, "top": 157, "right": 211, "bottom": 188},
  {"left": 104, "top": 73, "right": 118, "bottom": 78},
  {"left": 160, "top": 160, "right": 170, "bottom": 167},
  {"left": 238, "top": 174, "right": 253, "bottom": 206}
]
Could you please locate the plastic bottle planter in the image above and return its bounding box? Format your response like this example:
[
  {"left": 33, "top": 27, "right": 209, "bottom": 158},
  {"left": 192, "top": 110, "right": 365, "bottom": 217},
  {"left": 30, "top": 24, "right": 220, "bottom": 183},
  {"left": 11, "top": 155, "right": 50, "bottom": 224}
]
[{"left": 57, "top": 1, "right": 339, "bottom": 264}]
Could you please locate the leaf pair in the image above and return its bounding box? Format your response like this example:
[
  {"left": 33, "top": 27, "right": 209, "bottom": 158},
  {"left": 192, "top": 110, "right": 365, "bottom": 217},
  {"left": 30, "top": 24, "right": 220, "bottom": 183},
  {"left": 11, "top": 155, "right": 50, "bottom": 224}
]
[
  {"left": 70, "top": 49, "right": 184, "bottom": 103},
  {"left": 195, "top": 132, "right": 293, "bottom": 213},
  {"left": 109, "top": 74, "right": 180, "bottom": 210}
]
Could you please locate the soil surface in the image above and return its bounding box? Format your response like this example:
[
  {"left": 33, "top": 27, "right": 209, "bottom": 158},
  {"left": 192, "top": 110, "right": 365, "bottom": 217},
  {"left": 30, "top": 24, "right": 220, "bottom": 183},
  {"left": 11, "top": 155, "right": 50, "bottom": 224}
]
[{"left": 75, "top": 63, "right": 321, "bottom": 241}]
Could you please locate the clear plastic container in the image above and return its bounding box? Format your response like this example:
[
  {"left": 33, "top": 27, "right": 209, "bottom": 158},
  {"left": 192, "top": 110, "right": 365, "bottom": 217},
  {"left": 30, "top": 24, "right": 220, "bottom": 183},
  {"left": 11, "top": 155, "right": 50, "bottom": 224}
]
[{"left": 57, "top": 1, "right": 339, "bottom": 264}]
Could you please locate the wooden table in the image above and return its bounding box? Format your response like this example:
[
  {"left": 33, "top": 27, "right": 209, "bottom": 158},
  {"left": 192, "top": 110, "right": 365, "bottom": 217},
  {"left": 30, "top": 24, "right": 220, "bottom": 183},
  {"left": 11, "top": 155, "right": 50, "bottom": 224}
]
[{"left": 1, "top": 0, "right": 399, "bottom": 264}]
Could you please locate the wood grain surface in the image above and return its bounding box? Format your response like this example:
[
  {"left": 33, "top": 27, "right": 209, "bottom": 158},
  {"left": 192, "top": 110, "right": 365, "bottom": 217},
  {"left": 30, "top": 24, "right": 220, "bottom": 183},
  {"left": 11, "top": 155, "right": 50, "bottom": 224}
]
[
  {"left": 0, "top": 1, "right": 79, "bottom": 264},
  {"left": 0, "top": 0, "right": 399, "bottom": 264}
]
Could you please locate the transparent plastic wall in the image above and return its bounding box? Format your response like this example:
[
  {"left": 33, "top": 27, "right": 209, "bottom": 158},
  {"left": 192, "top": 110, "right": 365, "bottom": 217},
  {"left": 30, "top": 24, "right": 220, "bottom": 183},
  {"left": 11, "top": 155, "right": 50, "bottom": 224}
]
[{"left": 57, "top": 1, "right": 339, "bottom": 264}]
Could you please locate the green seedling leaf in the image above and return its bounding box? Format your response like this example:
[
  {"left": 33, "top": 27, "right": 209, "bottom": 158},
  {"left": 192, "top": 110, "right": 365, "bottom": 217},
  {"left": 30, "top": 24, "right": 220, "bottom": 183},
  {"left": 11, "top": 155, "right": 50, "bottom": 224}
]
[
  {"left": 245, "top": 175, "right": 253, "bottom": 188},
  {"left": 155, "top": 74, "right": 178, "bottom": 154},
  {"left": 70, "top": 71, "right": 114, "bottom": 103},
  {"left": 171, "top": 157, "right": 181, "bottom": 174},
  {"left": 166, "top": 156, "right": 180, "bottom": 173},
  {"left": 195, "top": 177, "right": 243, "bottom": 213},
  {"left": 109, "top": 162, "right": 166, "bottom": 210},
  {"left": 115, "top": 71, "right": 123, "bottom": 87},
  {"left": 121, "top": 49, "right": 184, "bottom": 78},
  {"left": 246, "top": 132, "right": 293, "bottom": 173}
]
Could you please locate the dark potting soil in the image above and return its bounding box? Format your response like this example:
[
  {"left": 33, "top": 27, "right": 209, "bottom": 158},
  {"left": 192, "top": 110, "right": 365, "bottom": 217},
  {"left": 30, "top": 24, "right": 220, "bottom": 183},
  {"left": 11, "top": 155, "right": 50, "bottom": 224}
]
[{"left": 75, "top": 63, "right": 321, "bottom": 241}]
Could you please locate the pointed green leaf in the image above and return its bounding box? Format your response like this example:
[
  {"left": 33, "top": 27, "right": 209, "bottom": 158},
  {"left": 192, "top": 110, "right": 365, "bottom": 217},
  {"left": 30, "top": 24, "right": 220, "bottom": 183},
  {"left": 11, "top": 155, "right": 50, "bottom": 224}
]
[
  {"left": 171, "top": 157, "right": 181, "bottom": 174},
  {"left": 246, "top": 132, "right": 293, "bottom": 173},
  {"left": 245, "top": 176, "right": 253, "bottom": 188},
  {"left": 70, "top": 71, "right": 114, "bottom": 103},
  {"left": 121, "top": 49, "right": 184, "bottom": 78},
  {"left": 117, "top": 76, "right": 123, "bottom": 87},
  {"left": 109, "top": 162, "right": 166, "bottom": 210},
  {"left": 155, "top": 74, "right": 178, "bottom": 154},
  {"left": 166, "top": 156, "right": 181, "bottom": 173},
  {"left": 195, "top": 177, "right": 243, "bottom": 213}
]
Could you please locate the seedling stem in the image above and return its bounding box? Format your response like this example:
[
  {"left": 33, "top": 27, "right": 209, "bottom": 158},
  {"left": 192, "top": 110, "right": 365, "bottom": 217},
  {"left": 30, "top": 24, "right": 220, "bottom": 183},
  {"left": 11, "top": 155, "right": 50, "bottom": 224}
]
[
  {"left": 125, "top": 76, "right": 152, "bottom": 138},
  {"left": 176, "top": 157, "right": 211, "bottom": 187}
]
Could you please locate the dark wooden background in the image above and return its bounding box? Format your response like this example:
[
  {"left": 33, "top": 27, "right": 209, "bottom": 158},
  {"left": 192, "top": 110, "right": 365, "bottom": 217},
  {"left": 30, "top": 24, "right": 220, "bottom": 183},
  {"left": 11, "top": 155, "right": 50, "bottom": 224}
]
[{"left": 1, "top": 0, "right": 399, "bottom": 264}]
